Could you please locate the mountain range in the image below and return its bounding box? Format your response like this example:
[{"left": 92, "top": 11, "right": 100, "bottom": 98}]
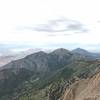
[
  {"left": 0, "top": 48, "right": 100, "bottom": 100},
  {"left": 0, "top": 48, "right": 50, "bottom": 67}
]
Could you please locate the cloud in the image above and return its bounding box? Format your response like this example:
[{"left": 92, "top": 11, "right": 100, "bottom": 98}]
[{"left": 24, "top": 17, "right": 88, "bottom": 33}]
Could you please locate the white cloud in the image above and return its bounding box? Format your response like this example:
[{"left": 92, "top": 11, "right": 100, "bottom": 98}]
[{"left": 0, "top": 0, "right": 100, "bottom": 52}]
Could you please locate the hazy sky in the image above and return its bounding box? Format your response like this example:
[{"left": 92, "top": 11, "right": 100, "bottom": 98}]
[{"left": 0, "top": 0, "right": 100, "bottom": 54}]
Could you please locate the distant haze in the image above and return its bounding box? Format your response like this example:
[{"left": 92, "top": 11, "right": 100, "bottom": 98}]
[{"left": 0, "top": 0, "right": 100, "bottom": 54}]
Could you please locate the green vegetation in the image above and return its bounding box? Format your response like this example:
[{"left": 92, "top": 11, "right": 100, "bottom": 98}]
[{"left": 0, "top": 49, "right": 100, "bottom": 100}]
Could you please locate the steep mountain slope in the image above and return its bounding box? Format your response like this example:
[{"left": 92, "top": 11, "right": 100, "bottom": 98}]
[
  {"left": 0, "top": 48, "right": 100, "bottom": 100},
  {"left": 2, "top": 49, "right": 72, "bottom": 71},
  {"left": 0, "top": 48, "right": 49, "bottom": 67},
  {"left": 0, "top": 48, "right": 74, "bottom": 99},
  {"left": 46, "top": 60, "right": 100, "bottom": 100},
  {"left": 8, "top": 60, "right": 100, "bottom": 100},
  {"left": 61, "top": 71, "right": 100, "bottom": 100}
]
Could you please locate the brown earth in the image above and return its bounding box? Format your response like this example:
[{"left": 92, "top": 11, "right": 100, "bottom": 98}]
[{"left": 61, "top": 72, "right": 100, "bottom": 100}]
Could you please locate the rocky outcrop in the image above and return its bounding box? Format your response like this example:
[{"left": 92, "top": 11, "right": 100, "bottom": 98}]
[{"left": 61, "top": 72, "right": 100, "bottom": 100}]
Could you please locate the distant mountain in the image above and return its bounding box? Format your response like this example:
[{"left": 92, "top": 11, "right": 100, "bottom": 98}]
[
  {"left": 0, "top": 48, "right": 100, "bottom": 100},
  {"left": 1, "top": 48, "right": 100, "bottom": 67},
  {"left": 72, "top": 48, "right": 90, "bottom": 55},
  {"left": 0, "top": 48, "right": 50, "bottom": 67},
  {"left": 2, "top": 48, "right": 72, "bottom": 72},
  {"left": 72, "top": 48, "right": 100, "bottom": 59}
]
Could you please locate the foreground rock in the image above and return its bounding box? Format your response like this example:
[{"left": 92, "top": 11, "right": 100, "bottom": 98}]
[{"left": 61, "top": 72, "right": 100, "bottom": 100}]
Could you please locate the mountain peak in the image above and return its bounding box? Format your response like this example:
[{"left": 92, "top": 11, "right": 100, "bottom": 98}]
[
  {"left": 52, "top": 48, "right": 70, "bottom": 54},
  {"left": 73, "top": 48, "right": 87, "bottom": 51},
  {"left": 72, "top": 48, "right": 89, "bottom": 55}
]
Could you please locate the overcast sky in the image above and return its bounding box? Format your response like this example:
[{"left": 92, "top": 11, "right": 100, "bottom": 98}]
[{"left": 0, "top": 0, "right": 100, "bottom": 55}]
